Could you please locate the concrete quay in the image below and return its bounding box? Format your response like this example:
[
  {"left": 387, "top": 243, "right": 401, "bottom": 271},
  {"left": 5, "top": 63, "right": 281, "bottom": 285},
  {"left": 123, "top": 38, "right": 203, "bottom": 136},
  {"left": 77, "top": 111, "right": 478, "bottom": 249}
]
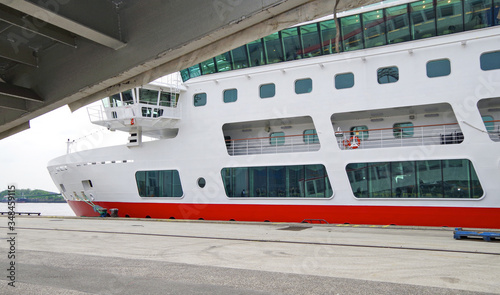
[{"left": 0, "top": 216, "right": 499, "bottom": 295}]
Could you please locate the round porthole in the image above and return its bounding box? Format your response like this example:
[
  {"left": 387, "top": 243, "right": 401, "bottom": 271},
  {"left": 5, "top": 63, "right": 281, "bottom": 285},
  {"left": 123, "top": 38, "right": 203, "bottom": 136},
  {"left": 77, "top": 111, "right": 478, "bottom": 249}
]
[{"left": 197, "top": 177, "right": 206, "bottom": 188}]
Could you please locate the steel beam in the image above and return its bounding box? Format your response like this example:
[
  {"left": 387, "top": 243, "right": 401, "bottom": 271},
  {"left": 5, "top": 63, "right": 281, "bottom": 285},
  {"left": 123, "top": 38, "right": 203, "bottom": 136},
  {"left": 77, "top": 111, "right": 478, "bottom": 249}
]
[
  {"left": 0, "top": 95, "right": 28, "bottom": 111},
  {"left": 0, "top": 39, "right": 37, "bottom": 66},
  {"left": 0, "top": 0, "right": 125, "bottom": 49},
  {"left": 0, "top": 82, "right": 43, "bottom": 102}
]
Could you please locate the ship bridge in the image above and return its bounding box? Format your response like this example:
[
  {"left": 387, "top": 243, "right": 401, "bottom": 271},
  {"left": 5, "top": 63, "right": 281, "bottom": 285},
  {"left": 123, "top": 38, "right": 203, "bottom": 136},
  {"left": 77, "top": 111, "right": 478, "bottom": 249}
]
[{"left": 0, "top": 0, "right": 379, "bottom": 140}]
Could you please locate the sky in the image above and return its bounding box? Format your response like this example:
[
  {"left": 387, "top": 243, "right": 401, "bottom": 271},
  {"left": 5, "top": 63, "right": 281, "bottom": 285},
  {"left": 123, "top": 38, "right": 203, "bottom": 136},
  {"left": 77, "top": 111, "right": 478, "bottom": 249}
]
[{"left": 0, "top": 101, "right": 128, "bottom": 192}]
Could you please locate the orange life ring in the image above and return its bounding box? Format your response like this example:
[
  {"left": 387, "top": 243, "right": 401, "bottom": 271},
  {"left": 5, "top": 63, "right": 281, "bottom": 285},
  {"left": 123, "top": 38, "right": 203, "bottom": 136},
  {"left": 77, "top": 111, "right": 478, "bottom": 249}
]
[
  {"left": 130, "top": 118, "right": 135, "bottom": 125},
  {"left": 342, "top": 139, "right": 350, "bottom": 148},
  {"left": 348, "top": 136, "right": 361, "bottom": 149}
]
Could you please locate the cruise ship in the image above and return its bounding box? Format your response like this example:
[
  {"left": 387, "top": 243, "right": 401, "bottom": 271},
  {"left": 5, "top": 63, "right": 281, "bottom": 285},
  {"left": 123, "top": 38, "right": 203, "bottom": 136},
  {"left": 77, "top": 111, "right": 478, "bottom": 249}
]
[{"left": 48, "top": 0, "right": 500, "bottom": 228}]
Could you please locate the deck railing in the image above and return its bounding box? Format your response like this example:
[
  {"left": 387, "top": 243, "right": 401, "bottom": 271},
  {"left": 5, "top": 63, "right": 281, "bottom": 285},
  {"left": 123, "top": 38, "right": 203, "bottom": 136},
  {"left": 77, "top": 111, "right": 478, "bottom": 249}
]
[
  {"left": 226, "top": 134, "right": 320, "bottom": 156},
  {"left": 484, "top": 120, "right": 500, "bottom": 142},
  {"left": 335, "top": 123, "right": 463, "bottom": 150}
]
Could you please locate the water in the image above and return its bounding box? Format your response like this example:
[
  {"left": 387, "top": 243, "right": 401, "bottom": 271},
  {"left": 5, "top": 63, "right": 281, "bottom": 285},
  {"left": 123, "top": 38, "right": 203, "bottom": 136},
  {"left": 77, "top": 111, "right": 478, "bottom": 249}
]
[{"left": 0, "top": 202, "right": 75, "bottom": 216}]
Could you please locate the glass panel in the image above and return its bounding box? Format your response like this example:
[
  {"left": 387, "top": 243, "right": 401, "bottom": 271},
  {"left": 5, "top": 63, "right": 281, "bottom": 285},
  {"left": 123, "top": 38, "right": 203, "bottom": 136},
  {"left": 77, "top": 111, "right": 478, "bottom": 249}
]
[
  {"left": 215, "top": 52, "right": 232, "bottom": 72},
  {"left": 480, "top": 50, "right": 500, "bottom": 70},
  {"left": 350, "top": 126, "right": 369, "bottom": 140},
  {"left": 268, "top": 166, "right": 286, "bottom": 197},
  {"left": 386, "top": 4, "right": 411, "bottom": 43},
  {"left": 232, "top": 168, "right": 249, "bottom": 197},
  {"left": 248, "top": 39, "right": 266, "bottom": 67},
  {"left": 187, "top": 64, "right": 201, "bottom": 79},
  {"left": 159, "top": 91, "right": 177, "bottom": 107},
  {"left": 282, "top": 27, "right": 302, "bottom": 61},
  {"left": 180, "top": 69, "right": 190, "bottom": 81},
  {"left": 335, "top": 72, "right": 355, "bottom": 89},
  {"left": 231, "top": 45, "right": 249, "bottom": 70},
  {"left": 410, "top": 0, "right": 436, "bottom": 39},
  {"left": 341, "top": 14, "right": 363, "bottom": 51},
  {"left": 200, "top": 58, "right": 216, "bottom": 75},
  {"left": 482, "top": 115, "right": 495, "bottom": 132},
  {"left": 391, "top": 162, "right": 416, "bottom": 198},
  {"left": 427, "top": 59, "right": 451, "bottom": 77},
  {"left": 122, "top": 90, "right": 134, "bottom": 105},
  {"left": 469, "top": 161, "right": 484, "bottom": 198},
  {"left": 377, "top": 66, "right": 399, "bottom": 84},
  {"left": 305, "top": 164, "right": 327, "bottom": 197},
  {"left": 464, "top": 0, "right": 494, "bottom": 30},
  {"left": 270, "top": 132, "right": 285, "bottom": 146},
  {"left": 295, "top": 78, "right": 312, "bottom": 94},
  {"left": 287, "top": 166, "right": 304, "bottom": 197},
  {"left": 443, "top": 159, "right": 469, "bottom": 198},
  {"left": 417, "top": 160, "right": 443, "bottom": 198},
  {"left": 437, "top": 0, "right": 464, "bottom": 35},
  {"left": 138, "top": 89, "right": 158, "bottom": 105},
  {"left": 303, "top": 129, "right": 319, "bottom": 143},
  {"left": 264, "top": 32, "right": 284, "bottom": 64},
  {"left": 136, "top": 170, "right": 183, "bottom": 198},
  {"left": 250, "top": 167, "right": 267, "bottom": 197},
  {"left": 193, "top": 93, "right": 207, "bottom": 107},
  {"left": 300, "top": 23, "right": 322, "bottom": 58},
  {"left": 320, "top": 19, "right": 340, "bottom": 54},
  {"left": 369, "top": 162, "right": 392, "bottom": 198},
  {"left": 495, "top": 0, "right": 500, "bottom": 26},
  {"left": 346, "top": 163, "right": 368, "bottom": 198},
  {"left": 223, "top": 89, "right": 237, "bottom": 103},
  {"left": 260, "top": 83, "right": 276, "bottom": 99},
  {"left": 108, "top": 93, "right": 122, "bottom": 107},
  {"left": 393, "top": 122, "right": 414, "bottom": 138},
  {"left": 363, "top": 9, "right": 387, "bottom": 48}
]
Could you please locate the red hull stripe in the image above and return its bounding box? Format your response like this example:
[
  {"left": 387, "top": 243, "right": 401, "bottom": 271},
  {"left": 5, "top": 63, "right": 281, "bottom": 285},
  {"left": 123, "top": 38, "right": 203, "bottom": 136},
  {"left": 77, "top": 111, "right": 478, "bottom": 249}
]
[{"left": 67, "top": 200, "right": 500, "bottom": 229}]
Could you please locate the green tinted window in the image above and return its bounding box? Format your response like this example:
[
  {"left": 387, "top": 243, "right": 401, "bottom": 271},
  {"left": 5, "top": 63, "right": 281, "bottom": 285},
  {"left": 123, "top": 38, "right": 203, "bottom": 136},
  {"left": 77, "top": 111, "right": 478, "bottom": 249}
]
[
  {"left": 231, "top": 45, "right": 249, "bottom": 70},
  {"left": 341, "top": 14, "right": 363, "bottom": 51},
  {"left": 346, "top": 159, "right": 483, "bottom": 198},
  {"left": 200, "top": 58, "right": 216, "bottom": 75},
  {"left": 335, "top": 72, "right": 354, "bottom": 89},
  {"left": 215, "top": 53, "right": 232, "bottom": 72},
  {"left": 270, "top": 132, "right": 285, "bottom": 146},
  {"left": 138, "top": 89, "right": 158, "bottom": 105},
  {"left": 427, "top": 59, "right": 451, "bottom": 77},
  {"left": 194, "top": 93, "right": 207, "bottom": 107},
  {"left": 320, "top": 19, "right": 340, "bottom": 54},
  {"left": 464, "top": 0, "right": 492, "bottom": 30},
  {"left": 260, "top": 83, "right": 275, "bottom": 99},
  {"left": 481, "top": 51, "right": 500, "bottom": 70},
  {"left": 350, "top": 126, "right": 369, "bottom": 140},
  {"left": 282, "top": 27, "right": 302, "bottom": 60},
  {"left": 303, "top": 129, "right": 319, "bottom": 143},
  {"left": 437, "top": 0, "right": 463, "bottom": 35},
  {"left": 295, "top": 78, "right": 312, "bottom": 94},
  {"left": 410, "top": 0, "right": 436, "bottom": 39},
  {"left": 482, "top": 115, "right": 495, "bottom": 132},
  {"left": 393, "top": 122, "right": 413, "bottom": 138},
  {"left": 264, "top": 32, "right": 284, "bottom": 64},
  {"left": 248, "top": 39, "right": 266, "bottom": 67},
  {"left": 363, "top": 10, "right": 387, "bottom": 48},
  {"left": 223, "top": 89, "right": 237, "bottom": 103},
  {"left": 300, "top": 23, "right": 322, "bottom": 57},
  {"left": 386, "top": 4, "right": 410, "bottom": 43},
  {"left": 136, "top": 170, "right": 183, "bottom": 198}
]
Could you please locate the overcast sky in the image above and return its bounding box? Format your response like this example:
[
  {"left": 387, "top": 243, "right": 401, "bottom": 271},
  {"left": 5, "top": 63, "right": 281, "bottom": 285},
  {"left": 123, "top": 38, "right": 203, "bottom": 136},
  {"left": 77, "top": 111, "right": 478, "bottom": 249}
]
[{"left": 0, "top": 102, "right": 127, "bottom": 192}]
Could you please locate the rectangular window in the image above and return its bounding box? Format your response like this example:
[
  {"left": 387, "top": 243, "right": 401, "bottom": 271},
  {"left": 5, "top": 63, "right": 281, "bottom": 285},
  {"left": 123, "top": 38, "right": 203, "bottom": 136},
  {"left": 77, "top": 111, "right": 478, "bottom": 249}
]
[
  {"left": 248, "top": 39, "right": 266, "bottom": 67},
  {"left": 270, "top": 132, "right": 285, "bottom": 146},
  {"left": 464, "top": 0, "right": 492, "bottom": 30},
  {"left": 295, "top": 78, "right": 312, "bottom": 94},
  {"left": 138, "top": 89, "right": 158, "bottom": 105},
  {"left": 350, "top": 126, "right": 369, "bottom": 140},
  {"left": 221, "top": 164, "right": 332, "bottom": 198},
  {"left": 231, "top": 45, "right": 249, "bottom": 70},
  {"left": 122, "top": 90, "right": 134, "bottom": 105},
  {"left": 215, "top": 53, "right": 232, "bottom": 72},
  {"left": 341, "top": 14, "right": 363, "bottom": 51},
  {"left": 482, "top": 115, "right": 495, "bottom": 132},
  {"left": 260, "top": 83, "right": 275, "bottom": 99},
  {"left": 480, "top": 51, "right": 500, "bottom": 70},
  {"left": 282, "top": 27, "right": 302, "bottom": 61},
  {"left": 437, "top": 0, "right": 464, "bottom": 35},
  {"left": 363, "top": 10, "right": 387, "bottom": 48},
  {"left": 335, "top": 72, "right": 355, "bottom": 89},
  {"left": 303, "top": 129, "right": 319, "bottom": 144},
  {"left": 377, "top": 66, "right": 399, "bottom": 84},
  {"left": 300, "top": 23, "right": 322, "bottom": 58},
  {"left": 223, "top": 89, "right": 237, "bottom": 103},
  {"left": 320, "top": 19, "right": 341, "bottom": 54},
  {"left": 386, "top": 4, "right": 410, "bottom": 43},
  {"left": 194, "top": 93, "right": 207, "bottom": 107},
  {"left": 136, "top": 170, "right": 183, "bottom": 198},
  {"left": 264, "top": 32, "right": 284, "bottom": 64},
  {"left": 200, "top": 58, "right": 216, "bottom": 75},
  {"left": 410, "top": 0, "right": 436, "bottom": 39},
  {"left": 427, "top": 59, "right": 451, "bottom": 78},
  {"left": 346, "top": 159, "right": 483, "bottom": 198},
  {"left": 393, "top": 122, "right": 414, "bottom": 138}
]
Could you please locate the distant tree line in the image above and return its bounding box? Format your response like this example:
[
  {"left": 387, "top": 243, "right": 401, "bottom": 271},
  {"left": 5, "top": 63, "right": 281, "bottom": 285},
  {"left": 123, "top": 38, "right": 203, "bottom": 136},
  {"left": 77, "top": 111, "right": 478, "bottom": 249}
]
[{"left": 0, "top": 189, "right": 64, "bottom": 203}]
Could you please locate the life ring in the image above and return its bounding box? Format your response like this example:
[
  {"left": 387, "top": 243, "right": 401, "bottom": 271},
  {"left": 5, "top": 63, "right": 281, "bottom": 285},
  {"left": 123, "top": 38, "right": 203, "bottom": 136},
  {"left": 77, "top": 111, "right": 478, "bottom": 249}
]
[
  {"left": 348, "top": 136, "right": 361, "bottom": 149},
  {"left": 342, "top": 139, "right": 350, "bottom": 148},
  {"left": 130, "top": 118, "right": 135, "bottom": 125}
]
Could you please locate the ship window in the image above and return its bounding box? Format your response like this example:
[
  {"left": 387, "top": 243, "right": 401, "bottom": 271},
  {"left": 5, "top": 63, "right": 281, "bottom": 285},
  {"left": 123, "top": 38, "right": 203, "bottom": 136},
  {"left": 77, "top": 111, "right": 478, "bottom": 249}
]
[
  {"left": 82, "top": 180, "right": 93, "bottom": 190},
  {"left": 335, "top": 73, "right": 355, "bottom": 89},
  {"left": 464, "top": 0, "right": 492, "bottom": 31},
  {"left": 303, "top": 129, "right": 319, "bottom": 144},
  {"left": 221, "top": 164, "right": 332, "bottom": 198},
  {"left": 480, "top": 51, "right": 500, "bottom": 71},
  {"left": 282, "top": 27, "right": 302, "bottom": 61},
  {"left": 197, "top": 178, "right": 206, "bottom": 188},
  {"left": 200, "top": 58, "right": 216, "bottom": 75},
  {"left": 319, "top": 19, "right": 341, "bottom": 54},
  {"left": 363, "top": 10, "right": 387, "bottom": 48},
  {"left": 270, "top": 132, "right": 285, "bottom": 146},
  {"left": 223, "top": 89, "right": 238, "bottom": 103},
  {"left": 341, "top": 14, "right": 363, "bottom": 51},
  {"left": 300, "top": 23, "right": 322, "bottom": 58},
  {"left": 393, "top": 122, "right": 414, "bottom": 138},
  {"left": 427, "top": 59, "right": 451, "bottom": 78},
  {"left": 260, "top": 83, "right": 275, "bottom": 98},
  {"left": 122, "top": 90, "right": 134, "bottom": 105},
  {"left": 264, "top": 32, "right": 284, "bottom": 64},
  {"left": 159, "top": 91, "right": 177, "bottom": 107},
  {"left": 350, "top": 126, "right": 369, "bottom": 140},
  {"left": 59, "top": 184, "right": 66, "bottom": 193},
  {"left": 215, "top": 52, "right": 232, "bottom": 72},
  {"left": 437, "top": 0, "right": 464, "bottom": 35},
  {"left": 108, "top": 93, "right": 122, "bottom": 107},
  {"left": 248, "top": 39, "right": 266, "bottom": 67},
  {"left": 194, "top": 93, "right": 207, "bottom": 107},
  {"left": 386, "top": 4, "right": 410, "bottom": 44},
  {"left": 377, "top": 66, "right": 399, "bottom": 84},
  {"left": 231, "top": 45, "right": 249, "bottom": 70},
  {"left": 410, "top": 0, "right": 436, "bottom": 39},
  {"left": 482, "top": 115, "right": 495, "bottom": 132},
  {"left": 139, "top": 89, "right": 159, "bottom": 105},
  {"left": 135, "top": 170, "right": 183, "bottom": 198},
  {"left": 188, "top": 64, "right": 201, "bottom": 79},
  {"left": 346, "top": 159, "right": 483, "bottom": 198},
  {"left": 295, "top": 78, "right": 312, "bottom": 94}
]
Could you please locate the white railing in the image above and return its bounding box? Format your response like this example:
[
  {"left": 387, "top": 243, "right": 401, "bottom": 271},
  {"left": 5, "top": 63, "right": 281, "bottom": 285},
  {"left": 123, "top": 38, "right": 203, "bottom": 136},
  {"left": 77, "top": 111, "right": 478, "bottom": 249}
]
[
  {"left": 336, "top": 123, "right": 463, "bottom": 150},
  {"left": 485, "top": 120, "right": 500, "bottom": 142},
  {"left": 88, "top": 102, "right": 181, "bottom": 123},
  {"left": 226, "top": 134, "right": 320, "bottom": 156}
]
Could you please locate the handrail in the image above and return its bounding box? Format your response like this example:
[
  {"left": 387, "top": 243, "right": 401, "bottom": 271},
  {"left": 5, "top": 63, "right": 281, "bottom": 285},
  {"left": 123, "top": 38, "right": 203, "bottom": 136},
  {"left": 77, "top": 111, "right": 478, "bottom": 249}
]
[
  {"left": 334, "top": 122, "right": 460, "bottom": 134},
  {"left": 225, "top": 133, "right": 317, "bottom": 142}
]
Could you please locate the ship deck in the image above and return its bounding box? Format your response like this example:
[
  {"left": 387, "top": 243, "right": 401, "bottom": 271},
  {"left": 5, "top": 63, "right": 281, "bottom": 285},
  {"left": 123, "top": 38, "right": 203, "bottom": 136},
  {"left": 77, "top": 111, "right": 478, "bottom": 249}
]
[{"left": 0, "top": 216, "right": 498, "bottom": 294}]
